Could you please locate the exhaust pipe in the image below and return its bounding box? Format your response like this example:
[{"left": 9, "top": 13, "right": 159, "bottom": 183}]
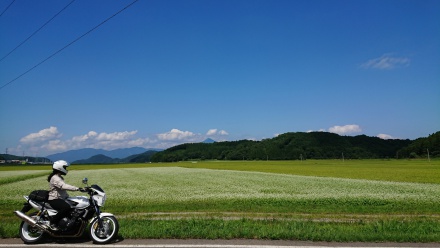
[{"left": 14, "top": 210, "right": 48, "bottom": 231}]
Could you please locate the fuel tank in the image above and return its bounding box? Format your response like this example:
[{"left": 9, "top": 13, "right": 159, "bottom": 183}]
[{"left": 66, "top": 196, "right": 90, "bottom": 209}]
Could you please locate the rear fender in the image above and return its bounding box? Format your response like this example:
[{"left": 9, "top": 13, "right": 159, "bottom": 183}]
[
  {"left": 28, "top": 200, "right": 43, "bottom": 210},
  {"left": 26, "top": 197, "right": 57, "bottom": 216}
]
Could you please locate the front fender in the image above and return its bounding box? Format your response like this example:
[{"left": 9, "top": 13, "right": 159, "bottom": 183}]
[{"left": 89, "top": 212, "right": 115, "bottom": 223}]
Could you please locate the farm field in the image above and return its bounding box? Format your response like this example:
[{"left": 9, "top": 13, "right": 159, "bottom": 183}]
[{"left": 1, "top": 159, "right": 439, "bottom": 242}]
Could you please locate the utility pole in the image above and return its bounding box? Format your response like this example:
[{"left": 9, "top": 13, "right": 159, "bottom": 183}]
[{"left": 427, "top": 149, "right": 430, "bottom": 162}]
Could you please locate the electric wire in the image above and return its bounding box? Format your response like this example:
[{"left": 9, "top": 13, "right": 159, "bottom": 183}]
[
  {"left": 0, "top": 0, "right": 76, "bottom": 63},
  {"left": 0, "top": 0, "right": 15, "bottom": 18},
  {"left": 0, "top": 0, "right": 139, "bottom": 90}
]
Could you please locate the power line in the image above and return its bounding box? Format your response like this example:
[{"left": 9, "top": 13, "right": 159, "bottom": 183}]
[
  {"left": 0, "top": 0, "right": 139, "bottom": 90},
  {"left": 0, "top": 0, "right": 15, "bottom": 18},
  {"left": 0, "top": 0, "right": 76, "bottom": 62}
]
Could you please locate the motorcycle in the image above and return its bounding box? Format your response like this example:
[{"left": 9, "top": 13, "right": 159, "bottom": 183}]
[{"left": 14, "top": 177, "right": 119, "bottom": 244}]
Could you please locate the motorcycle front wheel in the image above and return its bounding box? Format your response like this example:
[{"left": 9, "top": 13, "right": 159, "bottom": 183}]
[
  {"left": 19, "top": 213, "right": 45, "bottom": 244},
  {"left": 89, "top": 216, "right": 119, "bottom": 244}
]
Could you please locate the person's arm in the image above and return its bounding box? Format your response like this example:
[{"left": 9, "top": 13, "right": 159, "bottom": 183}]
[{"left": 53, "top": 175, "right": 79, "bottom": 191}]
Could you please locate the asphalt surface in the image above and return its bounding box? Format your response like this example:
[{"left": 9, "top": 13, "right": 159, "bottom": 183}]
[{"left": 1, "top": 238, "right": 440, "bottom": 248}]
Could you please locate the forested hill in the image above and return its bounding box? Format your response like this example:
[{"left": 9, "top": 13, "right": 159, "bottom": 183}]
[
  {"left": 151, "top": 132, "right": 419, "bottom": 162},
  {"left": 398, "top": 131, "right": 440, "bottom": 158}
]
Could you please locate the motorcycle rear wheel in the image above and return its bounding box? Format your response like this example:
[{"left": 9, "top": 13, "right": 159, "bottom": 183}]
[
  {"left": 89, "top": 216, "right": 119, "bottom": 244},
  {"left": 19, "top": 213, "right": 46, "bottom": 244}
]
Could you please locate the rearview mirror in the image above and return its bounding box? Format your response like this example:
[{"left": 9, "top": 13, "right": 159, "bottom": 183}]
[{"left": 82, "top": 178, "right": 88, "bottom": 185}]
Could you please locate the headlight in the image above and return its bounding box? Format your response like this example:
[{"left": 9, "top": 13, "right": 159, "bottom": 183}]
[{"left": 93, "top": 194, "right": 106, "bottom": 207}]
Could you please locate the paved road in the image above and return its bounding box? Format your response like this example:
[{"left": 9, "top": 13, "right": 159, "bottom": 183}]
[{"left": 1, "top": 239, "right": 439, "bottom": 248}]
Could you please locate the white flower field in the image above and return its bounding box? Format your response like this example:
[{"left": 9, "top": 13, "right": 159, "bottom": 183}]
[
  {"left": 1, "top": 162, "right": 440, "bottom": 241},
  {"left": 2, "top": 166, "right": 439, "bottom": 212}
]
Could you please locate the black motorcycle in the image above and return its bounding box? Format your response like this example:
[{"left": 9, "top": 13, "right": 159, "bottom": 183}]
[{"left": 14, "top": 178, "right": 119, "bottom": 244}]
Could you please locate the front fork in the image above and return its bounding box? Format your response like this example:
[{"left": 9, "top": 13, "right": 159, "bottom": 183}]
[{"left": 93, "top": 202, "right": 104, "bottom": 229}]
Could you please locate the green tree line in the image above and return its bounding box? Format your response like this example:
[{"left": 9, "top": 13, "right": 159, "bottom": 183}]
[
  {"left": 397, "top": 131, "right": 440, "bottom": 158},
  {"left": 151, "top": 131, "right": 439, "bottom": 162}
]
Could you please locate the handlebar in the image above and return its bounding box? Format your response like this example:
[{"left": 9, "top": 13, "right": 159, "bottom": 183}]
[{"left": 79, "top": 187, "right": 91, "bottom": 193}]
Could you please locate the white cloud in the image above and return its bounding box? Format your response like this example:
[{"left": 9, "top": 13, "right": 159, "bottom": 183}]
[
  {"left": 157, "top": 129, "right": 196, "bottom": 141},
  {"left": 79, "top": 131, "right": 143, "bottom": 150},
  {"left": 307, "top": 125, "right": 361, "bottom": 135},
  {"left": 42, "top": 139, "right": 67, "bottom": 152},
  {"left": 71, "top": 131, "right": 98, "bottom": 143},
  {"left": 68, "top": 130, "right": 139, "bottom": 150},
  {"left": 306, "top": 129, "right": 325, "bottom": 133},
  {"left": 206, "top": 129, "right": 229, "bottom": 136},
  {"left": 17, "top": 128, "right": 154, "bottom": 154},
  {"left": 20, "top": 126, "right": 62, "bottom": 144},
  {"left": 218, "top": 130, "right": 229, "bottom": 135},
  {"left": 328, "top": 125, "right": 362, "bottom": 135},
  {"left": 377, "top": 134, "right": 395, "bottom": 140},
  {"left": 361, "top": 54, "right": 410, "bottom": 70},
  {"left": 17, "top": 127, "right": 216, "bottom": 155},
  {"left": 126, "top": 137, "right": 154, "bottom": 147},
  {"left": 96, "top": 131, "right": 138, "bottom": 141},
  {"left": 206, "top": 129, "right": 218, "bottom": 136}
]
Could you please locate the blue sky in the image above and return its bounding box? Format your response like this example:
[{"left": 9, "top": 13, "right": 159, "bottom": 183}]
[{"left": 1, "top": 0, "right": 439, "bottom": 157}]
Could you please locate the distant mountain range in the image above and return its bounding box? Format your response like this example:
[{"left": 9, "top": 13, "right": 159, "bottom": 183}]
[
  {"left": 73, "top": 154, "right": 120, "bottom": 164},
  {"left": 73, "top": 150, "right": 159, "bottom": 164},
  {"left": 47, "top": 147, "right": 161, "bottom": 163},
  {"left": 3, "top": 140, "right": 215, "bottom": 165},
  {"left": 6, "top": 131, "right": 438, "bottom": 164},
  {"left": 47, "top": 140, "right": 217, "bottom": 164}
]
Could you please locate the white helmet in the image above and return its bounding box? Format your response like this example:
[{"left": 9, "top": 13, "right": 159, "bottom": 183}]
[{"left": 53, "top": 160, "right": 69, "bottom": 175}]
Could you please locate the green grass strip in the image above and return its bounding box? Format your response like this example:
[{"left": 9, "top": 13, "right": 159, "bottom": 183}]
[
  {"left": 0, "top": 171, "right": 48, "bottom": 186},
  {"left": 3, "top": 216, "right": 440, "bottom": 242},
  {"left": 118, "top": 218, "right": 440, "bottom": 242}
]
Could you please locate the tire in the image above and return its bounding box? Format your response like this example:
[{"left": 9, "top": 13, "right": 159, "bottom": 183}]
[
  {"left": 19, "top": 213, "right": 46, "bottom": 244},
  {"left": 89, "top": 216, "right": 119, "bottom": 244}
]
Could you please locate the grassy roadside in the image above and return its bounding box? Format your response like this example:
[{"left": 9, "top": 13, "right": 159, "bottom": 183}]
[
  {"left": 118, "top": 217, "right": 440, "bottom": 242},
  {"left": 2, "top": 213, "right": 440, "bottom": 242}
]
